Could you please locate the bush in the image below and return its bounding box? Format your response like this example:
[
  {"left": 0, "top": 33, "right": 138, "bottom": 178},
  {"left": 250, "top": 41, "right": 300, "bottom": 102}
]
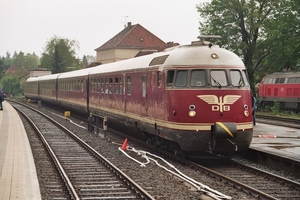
[{"left": 271, "top": 101, "right": 280, "bottom": 115}]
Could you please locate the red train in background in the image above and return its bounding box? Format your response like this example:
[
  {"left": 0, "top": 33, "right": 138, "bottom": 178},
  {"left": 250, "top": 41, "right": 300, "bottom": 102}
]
[
  {"left": 25, "top": 36, "right": 254, "bottom": 157},
  {"left": 258, "top": 71, "right": 300, "bottom": 111}
]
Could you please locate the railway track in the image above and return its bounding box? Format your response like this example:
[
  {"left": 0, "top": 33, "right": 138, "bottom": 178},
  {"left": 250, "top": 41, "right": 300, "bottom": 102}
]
[
  {"left": 11, "top": 102, "right": 154, "bottom": 200},
  {"left": 256, "top": 113, "right": 300, "bottom": 129},
  {"left": 104, "top": 122, "right": 300, "bottom": 199},
  {"left": 197, "top": 159, "right": 300, "bottom": 200}
]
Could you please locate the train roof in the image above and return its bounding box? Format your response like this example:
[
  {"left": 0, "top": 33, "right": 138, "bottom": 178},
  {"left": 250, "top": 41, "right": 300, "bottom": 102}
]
[
  {"left": 263, "top": 71, "right": 300, "bottom": 78},
  {"left": 58, "top": 67, "right": 92, "bottom": 79},
  {"left": 26, "top": 74, "right": 61, "bottom": 82},
  {"left": 25, "top": 41, "right": 245, "bottom": 82},
  {"left": 88, "top": 42, "right": 245, "bottom": 76},
  {"left": 163, "top": 42, "right": 244, "bottom": 67}
]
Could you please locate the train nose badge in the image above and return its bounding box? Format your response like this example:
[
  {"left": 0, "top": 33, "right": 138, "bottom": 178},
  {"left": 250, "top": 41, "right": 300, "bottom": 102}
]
[{"left": 197, "top": 95, "right": 241, "bottom": 112}]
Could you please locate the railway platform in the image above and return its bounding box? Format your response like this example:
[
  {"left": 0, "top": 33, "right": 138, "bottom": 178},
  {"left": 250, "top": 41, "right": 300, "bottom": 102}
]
[
  {"left": 0, "top": 101, "right": 41, "bottom": 199},
  {"left": 251, "top": 122, "right": 300, "bottom": 162}
]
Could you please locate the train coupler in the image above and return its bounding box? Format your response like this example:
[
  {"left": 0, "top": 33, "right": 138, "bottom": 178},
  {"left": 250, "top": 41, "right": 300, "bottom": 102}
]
[{"left": 209, "top": 122, "right": 238, "bottom": 152}]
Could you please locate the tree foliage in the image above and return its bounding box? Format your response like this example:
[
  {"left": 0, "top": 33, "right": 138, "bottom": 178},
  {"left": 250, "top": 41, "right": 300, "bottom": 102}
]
[
  {"left": 0, "top": 76, "right": 22, "bottom": 96},
  {"left": 196, "top": 0, "right": 299, "bottom": 92},
  {"left": 40, "top": 35, "right": 82, "bottom": 73},
  {"left": 256, "top": 0, "right": 300, "bottom": 77}
]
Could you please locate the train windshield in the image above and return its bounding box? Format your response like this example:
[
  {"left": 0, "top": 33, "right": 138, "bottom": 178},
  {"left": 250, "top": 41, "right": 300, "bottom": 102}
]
[
  {"left": 166, "top": 69, "right": 249, "bottom": 88},
  {"left": 190, "top": 70, "right": 206, "bottom": 86},
  {"left": 210, "top": 70, "right": 228, "bottom": 87}
]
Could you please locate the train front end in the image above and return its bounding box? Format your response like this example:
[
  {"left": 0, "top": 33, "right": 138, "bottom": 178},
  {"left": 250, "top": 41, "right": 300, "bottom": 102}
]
[{"left": 160, "top": 39, "right": 253, "bottom": 155}]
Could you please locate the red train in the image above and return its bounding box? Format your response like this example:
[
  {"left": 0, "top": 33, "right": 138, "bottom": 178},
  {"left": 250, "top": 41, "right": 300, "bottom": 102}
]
[
  {"left": 25, "top": 36, "right": 254, "bottom": 156},
  {"left": 258, "top": 71, "right": 300, "bottom": 111}
]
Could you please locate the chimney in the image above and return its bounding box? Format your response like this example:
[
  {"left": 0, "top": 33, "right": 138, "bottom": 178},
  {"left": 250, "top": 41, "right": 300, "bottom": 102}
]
[{"left": 127, "top": 22, "right": 131, "bottom": 27}]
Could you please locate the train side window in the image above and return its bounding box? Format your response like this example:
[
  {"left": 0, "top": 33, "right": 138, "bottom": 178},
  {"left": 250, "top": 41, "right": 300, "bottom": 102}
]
[
  {"left": 166, "top": 70, "right": 175, "bottom": 87},
  {"left": 115, "top": 77, "right": 119, "bottom": 94},
  {"left": 230, "top": 70, "right": 243, "bottom": 87},
  {"left": 287, "top": 77, "right": 295, "bottom": 83},
  {"left": 279, "top": 78, "right": 285, "bottom": 83},
  {"left": 109, "top": 78, "right": 113, "bottom": 94},
  {"left": 97, "top": 78, "right": 101, "bottom": 92},
  {"left": 101, "top": 78, "right": 104, "bottom": 93},
  {"left": 275, "top": 78, "right": 280, "bottom": 83},
  {"left": 295, "top": 77, "right": 300, "bottom": 83},
  {"left": 127, "top": 76, "right": 131, "bottom": 95},
  {"left": 142, "top": 74, "right": 146, "bottom": 97},
  {"left": 262, "top": 78, "right": 268, "bottom": 84},
  {"left": 105, "top": 78, "right": 108, "bottom": 93},
  {"left": 119, "top": 76, "right": 123, "bottom": 95},
  {"left": 210, "top": 70, "right": 228, "bottom": 87},
  {"left": 190, "top": 70, "right": 206, "bottom": 87},
  {"left": 242, "top": 70, "right": 250, "bottom": 87},
  {"left": 271, "top": 78, "right": 276, "bottom": 83},
  {"left": 157, "top": 71, "right": 161, "bottom": 87},
  {"left": 175, "top": 70, "right": 187, "bottom": 87}
]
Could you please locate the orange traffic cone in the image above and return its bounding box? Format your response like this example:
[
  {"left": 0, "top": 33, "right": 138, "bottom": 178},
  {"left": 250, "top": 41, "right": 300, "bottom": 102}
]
[{"left": 121, "top": 138, "right": 128, "bottom": 150}]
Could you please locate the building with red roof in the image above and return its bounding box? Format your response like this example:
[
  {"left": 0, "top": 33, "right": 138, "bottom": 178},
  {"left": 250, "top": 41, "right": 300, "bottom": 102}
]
[{"left": 94, "top": 22, "right": 178, "bottom": 64}]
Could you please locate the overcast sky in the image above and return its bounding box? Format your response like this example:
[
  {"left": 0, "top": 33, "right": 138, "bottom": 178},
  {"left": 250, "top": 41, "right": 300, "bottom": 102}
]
[{"left": 0, "top": 0, "right": 210, "bottom": 58}]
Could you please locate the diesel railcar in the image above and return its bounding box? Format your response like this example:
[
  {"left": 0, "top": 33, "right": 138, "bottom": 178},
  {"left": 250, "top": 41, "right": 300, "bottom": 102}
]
[
  {"left": 25, "top": 37, "right": 254, "bottom": 156},
  {"left": 258, "top": 71, "right": 300, "bottom": 111}
]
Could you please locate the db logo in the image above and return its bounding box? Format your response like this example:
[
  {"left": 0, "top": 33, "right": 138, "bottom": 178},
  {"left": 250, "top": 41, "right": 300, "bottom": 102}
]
[{"left": 197, "top": 95, "right": 241, "bottom": 112}]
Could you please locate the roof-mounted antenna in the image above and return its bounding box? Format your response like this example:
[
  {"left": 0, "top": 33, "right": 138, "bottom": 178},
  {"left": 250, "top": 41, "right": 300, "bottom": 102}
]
[
  {"left": 122, "top": 16, "right": 129, "bottom": 27},
  {"left": 198, "top": 35, "right": 221, "bottom": 42},
  {"left": 192, "top": 35, "right": 221, "bottom": 47}
]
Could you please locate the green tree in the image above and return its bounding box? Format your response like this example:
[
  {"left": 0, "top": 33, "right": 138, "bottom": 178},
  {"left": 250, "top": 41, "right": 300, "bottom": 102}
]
[
  {"left": 0, "top": 76, "right": 22, "bottom": 96},
  {"left": 0, "top": 59, "right": 4, "bottom": 79},
  {"left": 257, "top": 0, "right": 300, "bottom": 77},
  {"left": 3, "top": 52, "right": 13, "bottom": 70},
  {"left": 83, "top": 55, "right": 88, "bottom": 68},
  {"left": 40, "top": 35, "right": 81, "bottom": 73},
  {"left": 52, "top": 44, "right": 64, "bottom": 73},
  {"left": 197, "top": 0, "right": 281, "bottom": 92}
]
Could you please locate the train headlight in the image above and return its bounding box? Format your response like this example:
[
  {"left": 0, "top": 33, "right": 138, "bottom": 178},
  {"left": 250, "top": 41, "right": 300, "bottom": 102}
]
[
  {"left": 189, "top": 111, "right": 196, "bottom": 117},
  {"left": 211, "top": 53, "right": 218, "bottom": 59},
  {"left": 244, "top": 104, "right": 249, "bottom": 116}
]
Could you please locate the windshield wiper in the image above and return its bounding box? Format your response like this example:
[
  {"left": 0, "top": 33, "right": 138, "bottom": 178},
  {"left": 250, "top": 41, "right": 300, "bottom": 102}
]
[
  {"left": 237, "top": 77, "right": 243, "bottom": 88},
  {"left": 211, "top": 75, "right": 222, "bottom": 88}
]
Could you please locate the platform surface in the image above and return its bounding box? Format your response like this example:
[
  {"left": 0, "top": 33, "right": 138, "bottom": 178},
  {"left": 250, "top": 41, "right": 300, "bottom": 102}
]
[
  {"left": 0, "top": 101, "right": 41, "bottom": 199},
  {"left": 251, "top": 122, "right": 300, "bottom": 162}
]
